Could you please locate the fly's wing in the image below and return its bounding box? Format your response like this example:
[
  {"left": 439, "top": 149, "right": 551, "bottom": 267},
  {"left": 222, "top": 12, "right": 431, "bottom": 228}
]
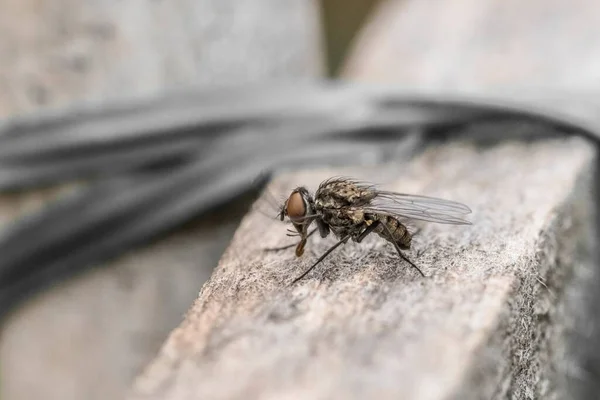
[
  {"left": 362, "top": 190, "right": 472, "bottom": 225},
  {"left": 314, "top": 177, "right": 471, "bottom": 225}
]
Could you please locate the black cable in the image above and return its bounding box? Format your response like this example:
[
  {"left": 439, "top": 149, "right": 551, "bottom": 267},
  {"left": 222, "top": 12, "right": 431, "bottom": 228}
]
[{"left": 0, "top": 80, "right": 598, "bottom": 322}]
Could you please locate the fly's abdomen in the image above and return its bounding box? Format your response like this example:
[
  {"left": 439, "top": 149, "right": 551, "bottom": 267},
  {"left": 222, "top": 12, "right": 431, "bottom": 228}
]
[{"left": 376, "top": 216, "right": 412, "bottom": 250}]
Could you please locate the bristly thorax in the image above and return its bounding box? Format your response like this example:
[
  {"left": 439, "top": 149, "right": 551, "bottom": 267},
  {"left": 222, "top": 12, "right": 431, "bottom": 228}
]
[{"left": 313, "top": 178, "right": 412, "bottom": 249}]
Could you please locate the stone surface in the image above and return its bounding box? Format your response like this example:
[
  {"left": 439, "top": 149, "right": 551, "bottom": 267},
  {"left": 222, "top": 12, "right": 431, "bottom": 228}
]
[{"left": 129, "top": 136, "right": 595, "bottom": 399}]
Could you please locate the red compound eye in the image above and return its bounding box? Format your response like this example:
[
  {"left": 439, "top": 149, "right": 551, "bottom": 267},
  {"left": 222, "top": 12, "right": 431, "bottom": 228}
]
[{"left": 286, "top": 191, "right": 306, "bottom": 221}]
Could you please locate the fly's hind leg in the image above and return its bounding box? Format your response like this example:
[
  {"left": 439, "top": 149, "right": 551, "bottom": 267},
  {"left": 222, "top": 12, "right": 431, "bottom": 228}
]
[
  {"left": 381, "top": 223, "right": 425, "bottom": 277},
  {"left": 356, "top": 220, "right": 381, "bottom": 243}
]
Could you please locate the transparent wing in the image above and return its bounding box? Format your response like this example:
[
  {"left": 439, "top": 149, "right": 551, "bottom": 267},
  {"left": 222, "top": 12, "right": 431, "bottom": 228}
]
[{"left": 362, "top": 190, "right": 472, "bottom": 225}]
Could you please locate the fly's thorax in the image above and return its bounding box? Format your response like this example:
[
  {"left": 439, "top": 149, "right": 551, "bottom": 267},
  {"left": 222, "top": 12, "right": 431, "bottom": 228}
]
[
  {"left": 314, "top": 183, "right": 370, "bottom": 228},
  {"left": 313, "top": 196, "right": 334, "bottom": 211},
  {"left": 316, "top": 179, "right": 376, "bottom": 206},
  {"left": 319, "top": 207, "right": 365, "bottom": 228},
  {"left": 348, "top": 209, "right": 366, "bottom": 225}
]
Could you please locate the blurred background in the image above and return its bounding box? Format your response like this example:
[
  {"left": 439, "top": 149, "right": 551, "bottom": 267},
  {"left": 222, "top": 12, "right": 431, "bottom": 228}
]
[{"left": 0, "top": 1, "right": 599, "bottom": 399}]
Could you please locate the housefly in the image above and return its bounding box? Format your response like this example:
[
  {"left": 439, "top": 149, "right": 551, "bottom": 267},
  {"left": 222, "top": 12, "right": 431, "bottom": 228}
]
[{"left": 266, "top": 177, "right": 472, "bottom": 284}]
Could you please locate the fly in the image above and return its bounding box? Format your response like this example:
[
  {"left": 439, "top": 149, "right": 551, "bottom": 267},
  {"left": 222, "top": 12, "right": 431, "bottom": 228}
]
[{"left": 266, "top": 177, "right": 472, "bottom": 284}]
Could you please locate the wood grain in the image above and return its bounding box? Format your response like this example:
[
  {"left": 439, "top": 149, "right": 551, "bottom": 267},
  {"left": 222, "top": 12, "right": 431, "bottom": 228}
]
[
  {"left": 130, "top": 136, "right": 595, "bottom": 399},
  {"left": 0, "top": 2, "right": 322, "bottom": 400}
]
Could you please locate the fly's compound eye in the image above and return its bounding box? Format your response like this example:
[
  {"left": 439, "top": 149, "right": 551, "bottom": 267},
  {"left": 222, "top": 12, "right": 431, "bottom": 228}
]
[{"left": 286, "top": 191, "right": 306, "bottom": 222}]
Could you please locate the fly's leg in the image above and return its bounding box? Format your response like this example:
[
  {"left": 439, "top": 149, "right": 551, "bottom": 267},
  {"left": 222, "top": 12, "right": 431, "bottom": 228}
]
[
  {"left": 263, "top": 227, "right": 317, "bottom": 253},
  {"left": 381, "top": 223, "right": 425, "bottom": 277},
  {"left": 291, "top": 234, "right": 351, "bottom": 284},
  {"left": 294, "top": 237, "right": 307, "bottom": 257},
  {"left": 356, "top": 220, "right": 381, "bottom": 243}
]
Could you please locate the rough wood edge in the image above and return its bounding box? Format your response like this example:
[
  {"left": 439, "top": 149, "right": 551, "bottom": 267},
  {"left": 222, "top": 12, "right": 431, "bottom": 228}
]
[{"left": 130, "top": 137, "right": 595, "bottom": 400}]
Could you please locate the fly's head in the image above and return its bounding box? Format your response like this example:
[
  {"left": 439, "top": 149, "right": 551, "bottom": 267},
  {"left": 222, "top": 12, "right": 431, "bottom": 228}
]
[{"left": 279, "top": 186, "right": 315, "bottom": 256}]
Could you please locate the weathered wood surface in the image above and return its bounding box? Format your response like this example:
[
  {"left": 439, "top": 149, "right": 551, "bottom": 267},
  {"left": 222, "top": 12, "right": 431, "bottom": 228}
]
[
  {"left": 343, "top": 0, "right": 600, "bottom": 90},
  {"left": 0, "top": 2, "right": 321, "bottom": 400},
  {"left": 341, "top": 2, "right": 600, "bottom": 397},
  {"left": 129, "top": 136, "right": 595, "bottom": 399}
]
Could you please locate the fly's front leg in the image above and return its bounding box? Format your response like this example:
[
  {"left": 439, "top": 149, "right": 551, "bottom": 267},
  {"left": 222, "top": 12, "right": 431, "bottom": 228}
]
[
  {"left": 263, "top": 227, "right": 317, "bottom": 255},
  {"left": 294, "top": 237, "right": 307, "bottom": 257},
  {"left": 316, "top": 219, "right": 330, "bottom": 238}
]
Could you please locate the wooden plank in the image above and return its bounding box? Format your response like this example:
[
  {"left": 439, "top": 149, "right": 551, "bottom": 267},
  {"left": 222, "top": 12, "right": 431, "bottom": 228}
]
[
  {"left": 341, "top": 2, "right": 600, "bottom": 397},
  {"left": 0, "top": 2, "right": 322, "bottom": 400},
  {"left": 129, "top": 136, "right": 595, "bottom": 399}
]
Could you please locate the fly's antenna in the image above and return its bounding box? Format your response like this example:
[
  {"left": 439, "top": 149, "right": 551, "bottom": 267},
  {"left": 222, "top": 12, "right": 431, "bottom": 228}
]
[
  {"left": 252, "top": 190, "right": 286, "bottom": 220},
  {"left": 249, "top": 170, "right": 286, "bottom": 221}
]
